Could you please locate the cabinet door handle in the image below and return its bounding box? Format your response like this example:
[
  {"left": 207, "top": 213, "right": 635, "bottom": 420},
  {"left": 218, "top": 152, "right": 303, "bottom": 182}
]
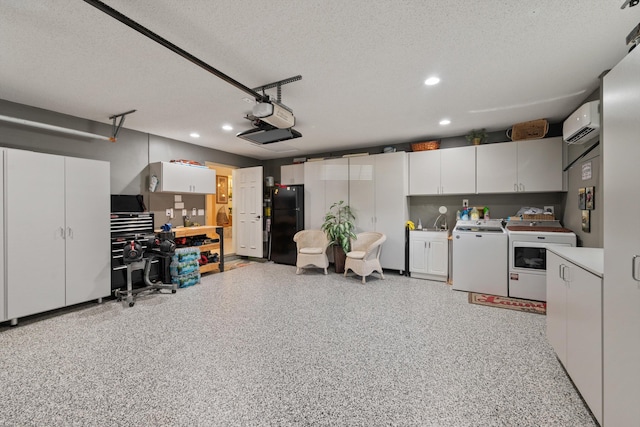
[
  {"left": 633, "top": 255, "right": 640, "bottom": 281},
  {"left": 67, "top": 227, "right": 73, "bottom": 238},
  {"left": 514, "top": 183, "right": 517, "bottom": 191},
  {"left": 519, "top": 183, "right": 524, "bottom": 192},
  {"left": 559, "top": 263, "right": 563, "bottom": 279},
  {"left": 60, "top": 227, "right": 65, "bottom": 239}
]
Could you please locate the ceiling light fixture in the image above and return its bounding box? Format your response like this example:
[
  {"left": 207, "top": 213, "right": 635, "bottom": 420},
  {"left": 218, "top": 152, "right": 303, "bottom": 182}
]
[
  {"left": 190, "top": 132, "right": 200, "bottom": 138},
  {"left": 222, "top": 125, "right": 233, "bottom": 131},
  {"left": 439, "top": 119, "right": 451, "bottom": 125},
  {"left": 424, "top": 77, "right": 440, "bottom": 86}
]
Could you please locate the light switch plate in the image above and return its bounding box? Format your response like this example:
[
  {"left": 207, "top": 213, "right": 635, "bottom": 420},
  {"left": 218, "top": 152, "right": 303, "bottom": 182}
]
[
  {"left": 462, "top": 199, "right": 469, "bottom": 208},
  {"left": 192, "top": 208, "right": 197, "bottom": 216}
]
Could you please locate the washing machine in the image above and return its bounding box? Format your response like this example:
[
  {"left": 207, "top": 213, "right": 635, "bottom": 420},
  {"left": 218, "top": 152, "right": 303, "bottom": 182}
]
[{"left": 452, "top": 219, "right": 508, "bottom": 297}]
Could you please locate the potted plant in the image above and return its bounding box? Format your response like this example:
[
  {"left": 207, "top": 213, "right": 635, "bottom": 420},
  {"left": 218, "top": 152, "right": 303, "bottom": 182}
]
[
  {"left": 466, "top": 128, "right": 488, "bottom": 145},
  {"left": 321, "top": 200, "right": 356, "bottom": 273}
]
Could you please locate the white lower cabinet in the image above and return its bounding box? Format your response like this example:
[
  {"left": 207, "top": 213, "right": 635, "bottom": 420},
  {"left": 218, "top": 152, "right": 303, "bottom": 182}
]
[
  {"left": 409, "top": 230, "right": 448, "bottom": 281},
  {"left": 546, "top": 250, "right": 602, "bottom": 425},
  {"left": 5, "top": 149, "right": 110, "bottom": 323}
]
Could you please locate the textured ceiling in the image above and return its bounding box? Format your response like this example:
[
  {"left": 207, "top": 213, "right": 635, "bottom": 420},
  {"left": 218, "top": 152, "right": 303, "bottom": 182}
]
[{"left": 1, "top": 1, "right": 639, "bottom": 160}]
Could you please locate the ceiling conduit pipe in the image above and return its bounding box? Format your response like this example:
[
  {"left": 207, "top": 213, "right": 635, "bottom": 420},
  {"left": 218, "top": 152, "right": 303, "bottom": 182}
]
[{"left": 0, "top": 114, "right": 116, "bottom": 142}]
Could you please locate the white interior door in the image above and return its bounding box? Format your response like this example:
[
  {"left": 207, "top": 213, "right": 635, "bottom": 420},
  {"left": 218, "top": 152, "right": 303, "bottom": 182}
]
[
  {"left": 6, "top": 149, "right": 66, "bottom": 319},
  {"left": 65, "top": 157, "right": 110, "bottom": 305},
  {"left": 233, "top": 166, "right": 263, "bottom": 258}
]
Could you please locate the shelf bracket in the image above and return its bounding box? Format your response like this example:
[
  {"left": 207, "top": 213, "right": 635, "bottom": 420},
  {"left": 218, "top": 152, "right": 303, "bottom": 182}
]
[{"left": 109, "top": 109, "right": 137, "bottom": 142}]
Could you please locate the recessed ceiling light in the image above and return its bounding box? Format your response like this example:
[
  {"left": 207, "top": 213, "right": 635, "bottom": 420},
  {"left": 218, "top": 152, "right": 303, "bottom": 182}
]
[
  {"left": 190, "top": 132, "right": 200, "bottom": 138},
  {"left": 439, "top": 119, "right": 451, "bottom": 125},
  {"left": 425, "top": 77, "right": 440, "bottom": 86},
  {"left": 222, "top": 124, "right": 233, "bottom": 131}
]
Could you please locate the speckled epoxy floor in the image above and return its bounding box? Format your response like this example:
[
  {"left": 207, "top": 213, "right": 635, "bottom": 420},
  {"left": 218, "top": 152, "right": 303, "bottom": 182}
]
[{"left": 0, "top": 262, "right": 597, "bottom": 426}]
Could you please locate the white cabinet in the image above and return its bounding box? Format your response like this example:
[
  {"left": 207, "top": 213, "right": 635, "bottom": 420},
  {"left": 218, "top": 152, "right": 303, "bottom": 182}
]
[
  {"left": 476, "top": 138, "right": 563, "bottom": 193},
  {"left": 409, "top": 146, "right": 475, "bottom": 195},
  {"left": 64, "top": 157, "right": 111, "bottom": 305},
  {"left": 0, "top": 151, "right": 4, "bottom": 322},
  {"left": 281, "top": 163, "right": 304, "bottom": 185},
  {"left": 409, "top": 230, "right": 448, "bottom": 281},
  {"left": 303, "top": 158, "right": 349, "bottom": 230},
  {"left": 149, "top": 161, "right": 216, "bottom": 194},
  {"left": 5, "top": 149, "right": 110, "bottom": 322},
  {"left": 349, "top": 152, "right": 408, "bottom": 271},
  {"left": 602, "top": 45, "right": 640, "bottom": 427},
  {"left": 546, "top": 250, "right": 602, "bottom": 425}
]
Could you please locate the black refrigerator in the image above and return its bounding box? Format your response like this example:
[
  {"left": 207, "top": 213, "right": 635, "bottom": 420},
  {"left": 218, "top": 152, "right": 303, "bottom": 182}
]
[{"left": 269, "top": 185, "right": 304, "bottom": 265}]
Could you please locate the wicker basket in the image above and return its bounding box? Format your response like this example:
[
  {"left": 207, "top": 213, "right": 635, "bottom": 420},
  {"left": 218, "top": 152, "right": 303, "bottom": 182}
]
[
  {"left": 508, "top": 119, "right": 549, "bottom": 141},
  {"left": 411, "top": 140, "right": 440, "bottom": 151}
]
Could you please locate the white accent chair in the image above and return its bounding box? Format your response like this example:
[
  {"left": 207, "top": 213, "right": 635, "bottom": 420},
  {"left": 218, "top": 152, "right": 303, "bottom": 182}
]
[
  {"left": 293, "top": 230, "right": 330, "bottom": 275},
  {"left": 344, "top": 232, "right": 386, "bottom": 284}
]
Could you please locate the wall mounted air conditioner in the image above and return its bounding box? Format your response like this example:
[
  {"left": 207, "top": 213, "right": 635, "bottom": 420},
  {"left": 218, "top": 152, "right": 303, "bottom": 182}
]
[{"left": 563, "top": 100, "right": 600, "bottom": 144}]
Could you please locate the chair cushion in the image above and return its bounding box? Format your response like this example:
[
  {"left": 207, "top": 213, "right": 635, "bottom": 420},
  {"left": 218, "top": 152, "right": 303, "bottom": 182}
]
[
  {"left": 300, "top": 247, "right": 324, "bottom": 254},
  {"left": 346, "top": 251, "right": 365, "bottom": 259}
]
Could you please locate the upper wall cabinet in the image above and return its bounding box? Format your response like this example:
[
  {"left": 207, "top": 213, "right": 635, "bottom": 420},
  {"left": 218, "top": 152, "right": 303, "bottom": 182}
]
[
  {"left": 281, "top": 163, "right": 304, "bottom": 185},
  {"left": 476, "top": 137, "right": 563, "bottom": 193},
  {"left": 409, "top": 146, "right": 476, "bottom": 195},
  {"left": 149, "top": 161, "right": 216, "bottom": 194}
]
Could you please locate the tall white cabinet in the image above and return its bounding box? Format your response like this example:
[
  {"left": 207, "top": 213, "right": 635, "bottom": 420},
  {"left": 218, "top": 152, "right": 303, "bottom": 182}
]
[
  {"left": 303, "top": 158, "right": 349, "bottom": 230},
  {"left": 0, "top": 151, "right": 4, "bottom": 322},
  {"left": 349, "top": 152, "right": 408, "bottom": 271},
  {"left": 5, "top": 149, "right": 110, "bottom": 323},
  {"left": 602, "top": 45, "right": 640, "bottom": 427}
]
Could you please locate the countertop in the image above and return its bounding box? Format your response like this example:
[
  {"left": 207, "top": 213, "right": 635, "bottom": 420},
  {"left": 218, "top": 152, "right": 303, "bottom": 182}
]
[{"left": 547, "top": 246, "right": 604, "bottom": 278}]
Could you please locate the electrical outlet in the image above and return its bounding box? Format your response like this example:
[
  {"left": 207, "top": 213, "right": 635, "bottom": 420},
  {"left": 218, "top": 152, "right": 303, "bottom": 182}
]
[
  {"left": 166, "top": 208, "right": 172, "bottom": 217},
  {"left": 192, "top": 207, "right": 197, "bottom": 216},
  {"left": 462, "top": 199, "right": 469, "bottom": 208}
]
